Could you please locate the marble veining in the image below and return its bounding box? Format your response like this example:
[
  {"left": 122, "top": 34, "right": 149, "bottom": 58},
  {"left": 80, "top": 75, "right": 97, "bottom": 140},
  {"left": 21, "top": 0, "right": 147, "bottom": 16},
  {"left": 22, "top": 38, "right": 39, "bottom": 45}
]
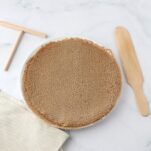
[{"left": 0, "top": 0, "right": 151, "bottom": 151}]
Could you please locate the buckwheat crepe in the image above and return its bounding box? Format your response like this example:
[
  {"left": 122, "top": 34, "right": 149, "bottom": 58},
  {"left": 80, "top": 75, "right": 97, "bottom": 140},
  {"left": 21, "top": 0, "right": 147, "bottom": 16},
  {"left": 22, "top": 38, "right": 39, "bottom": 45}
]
[{"left": 22, "top": 38, "right": 121, "bottom": 129}]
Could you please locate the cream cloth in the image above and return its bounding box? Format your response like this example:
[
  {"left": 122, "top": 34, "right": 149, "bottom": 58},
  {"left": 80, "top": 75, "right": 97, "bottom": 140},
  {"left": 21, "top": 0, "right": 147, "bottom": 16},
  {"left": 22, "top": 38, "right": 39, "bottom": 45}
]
[{"left": 0, "top": 91, "right": 69, "bottom": 151}]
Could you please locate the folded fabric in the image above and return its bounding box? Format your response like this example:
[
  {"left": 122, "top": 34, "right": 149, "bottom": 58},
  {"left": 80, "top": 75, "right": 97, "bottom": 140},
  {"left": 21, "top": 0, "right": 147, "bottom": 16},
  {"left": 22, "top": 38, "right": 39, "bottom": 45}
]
[{"left": 0, "top": 90, "right": 69, "bottom": 151}]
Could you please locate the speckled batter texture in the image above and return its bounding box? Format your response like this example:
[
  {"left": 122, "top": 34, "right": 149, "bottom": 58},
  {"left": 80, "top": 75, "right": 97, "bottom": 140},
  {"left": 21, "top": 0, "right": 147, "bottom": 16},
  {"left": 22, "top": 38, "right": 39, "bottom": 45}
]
[{"left": 22, "top": 38, "right": 121, "bottom": 129}]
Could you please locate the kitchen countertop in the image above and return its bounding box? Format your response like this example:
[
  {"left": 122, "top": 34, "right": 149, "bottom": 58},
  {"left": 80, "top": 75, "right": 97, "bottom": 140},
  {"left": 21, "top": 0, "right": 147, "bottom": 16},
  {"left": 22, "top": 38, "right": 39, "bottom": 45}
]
[{"left": 0, "top": 0, "right": 151, "bottom": 151}]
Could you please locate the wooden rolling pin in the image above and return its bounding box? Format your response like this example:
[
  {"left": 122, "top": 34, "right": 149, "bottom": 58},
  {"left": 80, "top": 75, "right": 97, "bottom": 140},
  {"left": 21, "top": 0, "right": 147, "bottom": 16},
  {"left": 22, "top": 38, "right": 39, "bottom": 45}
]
[{"left": 115, "top": 26, "right": 149, "bottom": 116}]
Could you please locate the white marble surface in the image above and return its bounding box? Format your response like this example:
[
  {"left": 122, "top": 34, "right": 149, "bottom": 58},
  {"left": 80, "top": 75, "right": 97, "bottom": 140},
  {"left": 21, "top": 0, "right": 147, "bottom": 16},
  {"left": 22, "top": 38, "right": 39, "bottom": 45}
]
[{"left": 0, "top": 0, "right": 151, "bottom": 150}]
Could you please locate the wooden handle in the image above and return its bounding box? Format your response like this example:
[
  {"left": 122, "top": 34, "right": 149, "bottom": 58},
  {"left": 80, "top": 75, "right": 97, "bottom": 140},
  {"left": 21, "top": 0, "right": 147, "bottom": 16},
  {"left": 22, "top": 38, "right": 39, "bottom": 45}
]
[
  {"left": 0, "top": 21, "right": 47, "bottom": 38},
  {"left": 3, "top": 31, "right": 24, "bottom": 71},
  {"left": 133, "top": 85, "right": 149, "bottom": 116}
]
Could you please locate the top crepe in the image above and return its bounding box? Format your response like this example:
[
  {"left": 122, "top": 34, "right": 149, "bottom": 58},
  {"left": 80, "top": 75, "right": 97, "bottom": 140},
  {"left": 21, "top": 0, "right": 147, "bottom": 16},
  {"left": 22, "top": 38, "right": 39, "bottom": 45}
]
[{"left": 22, "top": 38, "right": 121, "bottom": 129}]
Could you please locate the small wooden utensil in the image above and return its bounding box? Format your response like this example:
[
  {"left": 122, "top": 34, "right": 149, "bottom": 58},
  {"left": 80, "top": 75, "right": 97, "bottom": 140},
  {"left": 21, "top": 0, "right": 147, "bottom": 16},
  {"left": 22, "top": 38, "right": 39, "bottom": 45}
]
[
  {"left": 115, "top": 26, "right": 149, "bottom": 116},
  {"left": 0, "top": 21, "right": 47, "bottom": 71}
]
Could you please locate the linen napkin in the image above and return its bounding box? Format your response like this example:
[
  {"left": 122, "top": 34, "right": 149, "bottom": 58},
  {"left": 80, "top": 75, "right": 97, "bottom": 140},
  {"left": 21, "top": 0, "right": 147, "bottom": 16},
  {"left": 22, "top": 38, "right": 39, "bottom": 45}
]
[{"left": 0, "top": 90, "right": 69, "bottom": 151}]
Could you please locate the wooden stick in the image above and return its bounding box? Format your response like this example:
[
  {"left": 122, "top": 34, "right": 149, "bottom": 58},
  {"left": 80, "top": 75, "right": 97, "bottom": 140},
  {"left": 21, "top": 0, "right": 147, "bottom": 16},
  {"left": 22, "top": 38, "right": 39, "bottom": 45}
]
[
  {"left": 0, "top": 21, "right": 47, "bottom": 38},
  {"left": 3, "top": 31, "right": 24, "bottom": 71},
  {"left": 115, "top": 26, "right": 149, "bottom": 116}
]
